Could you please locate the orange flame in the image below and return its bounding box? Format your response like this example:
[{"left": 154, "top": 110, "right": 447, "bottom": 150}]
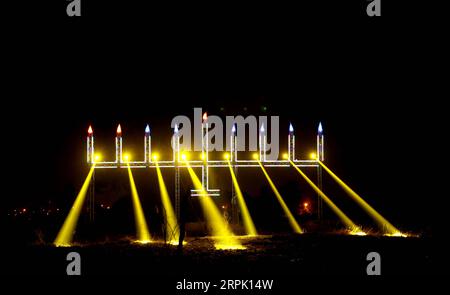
[
  {"left": 88, "top": 125, "right": 93, "bottom": 135},
  {"left": 203, "top": 112, "right": 208, "bottom": 122},
  {"left": 117, "top": 124, "right": 122, "bottom": 135}
]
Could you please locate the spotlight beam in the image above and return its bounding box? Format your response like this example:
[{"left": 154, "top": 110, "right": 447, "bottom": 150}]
[
  {"left": 127, "top": 165, "right": 152, "bottom": 243},
  {"left": 227, "top": 160, "right": 258, "bottom": 236},
  {"left": 54, "top": 165, "right": 96, "bottom": 247},
  {"left": 289, "top": 160, "right": 362, "bottom": 232},
  {"left": 155, "top": 162, "right": 180, "bottom": 244},
  {"left": 257, "top": 161, "right": 303, "bottom": 234},
  {"left": 318, "top": 161, "right": 400, "bottom": 235},
  {"left": 184, "top": 162, "right": 244, "bottom": 250}
]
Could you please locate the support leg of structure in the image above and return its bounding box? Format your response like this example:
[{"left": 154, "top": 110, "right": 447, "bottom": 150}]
[
  {"left": 317, "top": 166, "right": 323, "bottom": 220},
  {"left": 89, "top": 170, "right": 95, "bottom": 223},
  {"left": 231, "top": 166, "right": 239, "bottom": 225},
  {"left": 175, "top": 166, "right": 185, "bottom": 249},
  {"left": 175, "top": 167, "right": 180, "bottom": 221}
]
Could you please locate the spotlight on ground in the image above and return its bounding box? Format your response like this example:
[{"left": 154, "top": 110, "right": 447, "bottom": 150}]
[
  {"left": 289, "top": 160, "right": 364, "bottom": 234},
  {"left": 184, "top": 162, "right": 244, "bottom": 250},
  {"left": 227, "top": 160, "right": 258, "bottom": 236},
  {"left": 318, "top": 161, "right": 403, "bottom": 236},
  {"left": 349, "top": 229, "right": 367, "bottom": 236},
  {"left": 384, "top": 232, "right": 408, "bottom": 238},
  {"left": 54, "top": 165, "right": 96, "bottom": 247},
  {"left": 257, "top": 161, "right": 303, "bottom": 233},
  {"left": 127, "top": 165, "right": 152, "bottom": 243},
  {"left": 155, "top": 162, "right": 180, "bottom": 245}
]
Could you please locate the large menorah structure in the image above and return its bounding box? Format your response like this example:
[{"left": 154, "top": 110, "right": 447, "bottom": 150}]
[{"left": 86, "top": 114, "right": 325, "bottom": 226}]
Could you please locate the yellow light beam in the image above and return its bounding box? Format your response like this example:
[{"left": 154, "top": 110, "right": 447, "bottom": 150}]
[
  {"left": 127, "top": 165, "right": 152, "bottom": 243},
  {"left": 257, "top": 161, "right": 303, "bottom": 234},
  {"left": 227, "top": 160, "right": 258, "bottom": 236},
  {"left": 155, "top": 162, "right": 180, "bottom": 244},
  {"left": 318, "top": 161, "right": 400, "bottom": 235},
  {"left": 184, "top": 163, "right": 244, "bottom": 250},
  {"left": 54, "top": 165, "right": 96, "bottom": 247},
  {"left": 289, "top": 160, "right": 362, "bottom": 233}
]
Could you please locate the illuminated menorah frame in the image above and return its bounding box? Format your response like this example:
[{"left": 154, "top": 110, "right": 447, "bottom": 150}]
[{"left": 86, "top": 115, "right": 325, "bottom": 223}]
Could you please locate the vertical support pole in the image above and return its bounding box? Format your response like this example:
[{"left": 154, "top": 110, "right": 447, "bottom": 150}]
[
  {"left": 317, "top": 166, "right": 323, "bottom": 220},
  {"left": 87, "top": 125, "right": 95, "bottom": 223},
  {"left": 202, "top": 113, "right": 208, "bottom": 190},
  {"left": 175, "top": 167, "right": 180, "bottom": 225},
  {"left": 172, "top": 124, "right": 184, "bottom": 249},
  {"left": 232, "top": 165, "right": 240, "bottom": 225},
  {"left": 116, "top": 124, "right": 122, "bottom": 164},
  {"left": 259, "top": 123, "right": 266, "bottom": 161},
  {"left": 144, "top": 124, "right": 151, "bottom": 164},
  {"left": 89, "top": 169, "right": 95, "bottom": 223},
  {"left": 317, "top": 122, "right": 324, "bottom": 220},
  {"left": 230, "top": 126, "right": 239, "bottom": 225},
  {"left": 87, "top": 137, "right": 90, "bottom": 163},
  {"left": 175, "top": 163, "right": 182, "bottom": 248},
  {"left": 173, "top": 125, "right": 181, "bottom": 222},
  {"left": 87, "top": 125, "right": 94, "bottom": 163},
  {"left": 288, "top": 123, "right": 295, "bottom": 161}
]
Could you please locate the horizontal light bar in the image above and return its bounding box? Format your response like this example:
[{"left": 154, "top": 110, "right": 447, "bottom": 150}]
[{"left": 92, "top": 164, "right": 319, "bottom": 169}]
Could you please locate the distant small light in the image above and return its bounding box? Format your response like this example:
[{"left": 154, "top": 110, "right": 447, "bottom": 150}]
[
  {"left": 260, "top": 124, "right": 265, "bottom": 133},
  {"left": 289, "top": 123, "right": 294, "bottom": 133},
  {"left": 310, "top": 153, "right": 317, "bottom": 160},
  {"left": 282, "top": 153, "right": 288, "bottom": 159},
  {"left": 252, "top": 153, "right": 258, "bottom": 160}
]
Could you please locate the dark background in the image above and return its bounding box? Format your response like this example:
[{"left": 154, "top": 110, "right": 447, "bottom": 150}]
[{"left": 1, "top": 0, "right": 446, "bottom": 282}]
